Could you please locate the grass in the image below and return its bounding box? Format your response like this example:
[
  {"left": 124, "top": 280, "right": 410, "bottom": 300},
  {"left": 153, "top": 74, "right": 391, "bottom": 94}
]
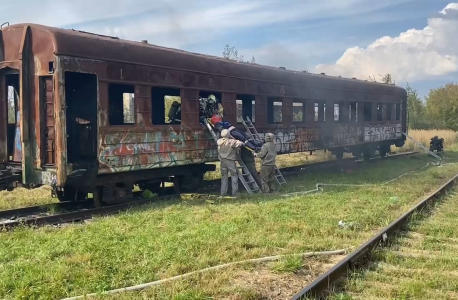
[
  {"left": 2, "top": 148, "right": 458, "bottom": 299},
  {"left": 0, "top": 185, "right": 58, "bottom": 211},
  {"left": 329, "top": 186, "right": 458, "bottom": 300},
  {"left": 394, "top": 129, "right": 458, "bottom": 153}
]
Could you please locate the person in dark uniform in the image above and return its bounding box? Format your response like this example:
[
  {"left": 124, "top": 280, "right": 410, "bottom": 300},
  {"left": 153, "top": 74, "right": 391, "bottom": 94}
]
[{"left": 240, "top": 146, "right": 262, "bottom": 188}]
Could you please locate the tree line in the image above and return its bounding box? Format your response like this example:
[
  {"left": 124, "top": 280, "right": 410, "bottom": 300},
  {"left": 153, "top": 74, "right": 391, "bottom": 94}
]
[{"left": 372, "top": 74, "right": 458, "bottom": 130}]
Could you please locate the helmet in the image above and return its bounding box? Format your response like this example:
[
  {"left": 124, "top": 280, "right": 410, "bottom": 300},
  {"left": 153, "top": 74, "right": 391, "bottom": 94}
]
[
  {"left": 208, "top": 94, "right": 216, "bottom": 101},
  {"left": 211, "top": 114, "right": 222, "bottom": 125},
  {"left": 265, "top": 133, "right": 275, "bottom": 142},
  {"left": 221, "top": 129, "right": 229, "bottom": 138}
]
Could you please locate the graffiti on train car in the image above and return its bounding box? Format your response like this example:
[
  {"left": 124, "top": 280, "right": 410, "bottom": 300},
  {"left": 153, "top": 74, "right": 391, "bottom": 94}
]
[
  {"left": 257, "top": 126, "right": 319, "bottom": 153},
  {"left": 98, "top": 125, "right": 218, "bottom": 173},
  {"left": 322, "top": 124, "right": 363, "bottom": 148},
  {"left": 364, "top": 123, "right": 402, "bottom": 142}
]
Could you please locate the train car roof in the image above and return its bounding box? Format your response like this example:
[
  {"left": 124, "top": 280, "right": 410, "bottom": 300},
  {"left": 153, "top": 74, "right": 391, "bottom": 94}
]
[{"left": 2, "top": 23, "right": 406, "bottom": 96}]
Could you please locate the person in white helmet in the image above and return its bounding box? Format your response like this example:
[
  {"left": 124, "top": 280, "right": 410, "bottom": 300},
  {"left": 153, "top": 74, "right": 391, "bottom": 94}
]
[{"left": 217, "top": 129, "right": 244, "bottom": 197}]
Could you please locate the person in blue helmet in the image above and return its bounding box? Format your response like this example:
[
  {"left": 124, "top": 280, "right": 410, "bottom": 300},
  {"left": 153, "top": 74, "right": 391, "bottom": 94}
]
[{"left": 210, "top": 114, "right": 263, "bottom": 152}]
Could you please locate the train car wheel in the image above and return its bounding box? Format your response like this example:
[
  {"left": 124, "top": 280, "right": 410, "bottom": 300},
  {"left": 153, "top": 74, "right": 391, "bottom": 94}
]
[
  {"left": 178, "top": 173, "right": 204, "bottom": 192},
  {"left": 379, "top": 145, "right": 390, "bottom": 159},
  {"left": 138, "top": 182, "right": 161, "bottom": 194},
  {"left": 56, "top": 187, "right": 79, "bottom": 202},
  {"left": 333, "top": 150, "right": 344, "bottom": 160}
]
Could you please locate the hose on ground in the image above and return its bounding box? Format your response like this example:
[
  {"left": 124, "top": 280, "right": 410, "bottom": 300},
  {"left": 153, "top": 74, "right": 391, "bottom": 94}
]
[{"left": 61, "top": 249, "right": 346, "bottom": 300}]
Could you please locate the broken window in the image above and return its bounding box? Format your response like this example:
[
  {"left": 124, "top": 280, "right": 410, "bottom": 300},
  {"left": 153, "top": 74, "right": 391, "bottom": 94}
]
[
  {"left": 267, "top": 98, "right": 282, "bottom": 123},
  {"left": 376, "top": 103, "right": 383, "bottom": 121},
  {"left": 199, "top": 91, "right": 222, "bottom": 122},
  {"left": 349, "top": 102, "right": 359, "bottom": 122},
  {"left": 236, "top": 95, "right": 255, "bottom": 123},
  {"left": 363, "top": 102, "right": 372, "bottom": 122},
  {"left": 293, "top": 101, "right": 304, "bottom": 122},
  {"left": 395, "top": 103, "right": 401, "bottom": 120},
  {"left": 7, "top": 86, "right": 16, "bottom": 124},
  {"left": 109, "top": 84, "right": 135, "bottom": 125},
  {"left": 152, "top": 87, "right": 181, "bottom": 125},
  {"left": 386, "top": 104, "right": 392, "bottom": 121},
  {"left": 334, "top": 103, "right": 340, "bottom": 121}
]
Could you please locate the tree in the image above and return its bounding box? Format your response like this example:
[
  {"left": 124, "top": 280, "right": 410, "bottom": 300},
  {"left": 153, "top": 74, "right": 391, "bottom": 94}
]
[
  {"left": 222, "top": 44, "right": 255, "bottom": 63},
  {"left": 406, "top": 84, "right": 429, "bottom": 129},
  {"left": 426, "top": 83, "right": 458, "bottom": 131},
  {"left": 368, "top": 73, "right": 395, "bottom": 84}
]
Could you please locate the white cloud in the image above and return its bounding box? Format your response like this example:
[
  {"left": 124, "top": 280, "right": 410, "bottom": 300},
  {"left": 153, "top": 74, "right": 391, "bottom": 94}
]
[{"left": 315, "top": 3, "right": 458, "bottom": 82}]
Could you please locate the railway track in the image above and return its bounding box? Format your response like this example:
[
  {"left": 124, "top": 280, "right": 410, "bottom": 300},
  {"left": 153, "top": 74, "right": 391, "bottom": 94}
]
[
  {"left": 291, "top": 160, "right": 457, "bottom": 300},
  {"left": 0, "top": 151, "right": 417, "bottom": 230}
]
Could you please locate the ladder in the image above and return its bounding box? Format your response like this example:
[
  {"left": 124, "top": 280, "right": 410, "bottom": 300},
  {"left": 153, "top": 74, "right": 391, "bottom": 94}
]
[
  {"left": 402, "top": 132, "right": 442, "bottom": 160},
  {"left": 242, "top": 117, "right": 287, "bottom": 185},
  {"left": 203, "top": 118, "right": 262, "bottom": 194}
]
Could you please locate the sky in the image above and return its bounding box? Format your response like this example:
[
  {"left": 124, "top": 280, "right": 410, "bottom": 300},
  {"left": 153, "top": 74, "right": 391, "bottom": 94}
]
[{"left": 1, "top": 0, "right": 457, "bottom": 99}]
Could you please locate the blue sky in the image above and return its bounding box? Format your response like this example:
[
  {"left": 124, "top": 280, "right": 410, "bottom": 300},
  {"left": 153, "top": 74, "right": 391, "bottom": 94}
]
[{"left": 2, "top": 0, "right": 457, "bottom": 99}]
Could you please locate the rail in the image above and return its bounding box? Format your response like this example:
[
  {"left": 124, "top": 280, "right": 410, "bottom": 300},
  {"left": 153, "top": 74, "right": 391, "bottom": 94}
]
[
  {"left": 291, "top": 168, "right": 458, "bottom": 299},
  {"left": 0, "top": 151, "right": 417, "bottom": 230}
]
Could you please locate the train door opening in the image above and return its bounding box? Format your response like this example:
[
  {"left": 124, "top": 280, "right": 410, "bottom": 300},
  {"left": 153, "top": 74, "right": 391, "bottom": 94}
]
[
  {"left": 65, "top": 72, "right": 98, "bottom": 166},
  {"left": 5, "top": 74, "right": 20, "bottom": 163}
]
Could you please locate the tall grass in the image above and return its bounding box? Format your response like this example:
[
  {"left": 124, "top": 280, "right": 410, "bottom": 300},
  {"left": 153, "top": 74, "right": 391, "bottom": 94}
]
[{"left": 399, "top": 129, "right": 458, "bottom": 152}]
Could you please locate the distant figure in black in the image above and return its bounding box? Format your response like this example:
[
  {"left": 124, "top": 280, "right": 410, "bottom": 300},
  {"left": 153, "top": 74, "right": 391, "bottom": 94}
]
[{"left": 430, "top": 136, "right": 444, "bottom": 153}]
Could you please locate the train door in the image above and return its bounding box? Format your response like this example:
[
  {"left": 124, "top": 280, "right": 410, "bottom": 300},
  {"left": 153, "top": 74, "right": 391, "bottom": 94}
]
[
  {"left": 65, "top": 72, "right": 98, "bottom": 167},
  {"left": 5, "top": 73, "right": 21, "bottom": 163}
]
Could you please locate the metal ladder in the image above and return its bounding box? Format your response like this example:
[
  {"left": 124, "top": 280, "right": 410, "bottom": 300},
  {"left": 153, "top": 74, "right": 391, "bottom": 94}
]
[
  {"left": 242, "top": 117, "right": 286, "bottom": 185},
  {"left": 402, "top": 132, "right": 442, "bottom": 160},
  {"left": 203, "top": 118, "right": 262, "bottom": 194}
]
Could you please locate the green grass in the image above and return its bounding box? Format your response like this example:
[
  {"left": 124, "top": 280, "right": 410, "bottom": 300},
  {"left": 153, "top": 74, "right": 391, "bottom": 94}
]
[
  {"left": 329, "top": 183, "right": 458, "bottom": 300},
  {"left": 1, "top": 151, "right": 458, "bottom": 299}
]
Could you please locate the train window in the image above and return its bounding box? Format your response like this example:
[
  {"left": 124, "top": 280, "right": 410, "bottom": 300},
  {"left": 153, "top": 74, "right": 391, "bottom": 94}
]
[
  {"left": 314, "top": 102, "right": 319, "bottom": 121},
  {"left": 363, "top": 102, "right": 372, "bottom": 122},
  {"left": 395, "top": 103, "right": 401, "bottom": 120},
  {"left": 236, "top": 95, "right": 255, "bottom": 123},
  {"left": 152, "top": 87, "right": 181, "bottom": 125},
  {"left": 108, "top": 84, "right": 135, "bottom": 125},
  {"left": 7, "top": 86, "right": 16, "bottom": 124},
  {"left": 376, "top": 103, "right": 383, "bottom": 121},
  {"left": 293, "top": 101, "right": 304, "bottom": 122},
  {"left": 348, "top": 104, "right": 352, "bottom": 121},
  {"left": 334, "top": 103, "right": 340, "bottom": 121},
  {"left": 267, "top": 98, "right": 282, "bottom": 123},
  {"left": 386, "top": 104, "right": 392, "bottom": 121},
  {"left": 323, "top": 103, "right": 326, "bottom": 122},
  {"left": 355, "top": 102, "right": 359, "bottom": 121}
]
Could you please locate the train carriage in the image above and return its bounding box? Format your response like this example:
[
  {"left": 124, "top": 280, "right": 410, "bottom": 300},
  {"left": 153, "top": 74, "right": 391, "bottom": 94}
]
[{"left": 0, "top": 23, "right": 407, "bottom": 205}]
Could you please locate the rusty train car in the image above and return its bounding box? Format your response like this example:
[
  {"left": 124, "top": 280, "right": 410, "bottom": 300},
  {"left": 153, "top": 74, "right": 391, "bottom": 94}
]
[{"left": 0, "top": 23, "right": 407, "bottom": 205}]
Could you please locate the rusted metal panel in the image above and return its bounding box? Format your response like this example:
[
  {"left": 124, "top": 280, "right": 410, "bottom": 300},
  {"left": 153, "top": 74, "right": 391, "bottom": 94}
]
[
  {"left": 98, "top": 81, "right": 109, "bottom": 127},
  {"left": 19, "top": 25, "right": 34, "bottom": 184},
  {"left": 181, "top": 89, "right": 199, "bottom": 127},
  {"left": 254, "top": 95, "right": 266, "bottom": 127},
  {"left": 135, "top": 85, "right": 151, "bottom": 126},
  {"left": 221, "top": 93, "right": 236, "bottom": 125},
  {"left": 97, "top": 125, "right": 217, "bottom": 174},
  {"left": 0, "top": 72, "right": 6, "bottom": 161},
  {"left": 282, "top": 98, "right": 293, "bottom": 126},
  {"left": 55, "top": 57, "right": 66, "bottom": 186}
]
